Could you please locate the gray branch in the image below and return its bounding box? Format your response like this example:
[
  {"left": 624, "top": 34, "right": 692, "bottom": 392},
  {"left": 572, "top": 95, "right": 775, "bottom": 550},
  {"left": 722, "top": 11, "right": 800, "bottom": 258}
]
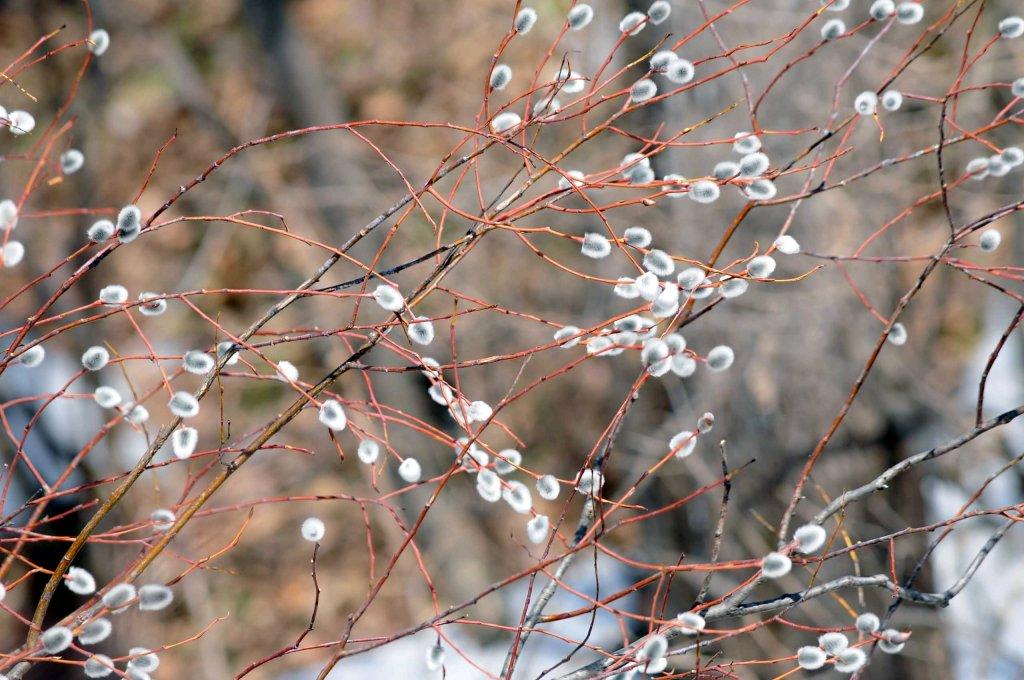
[{"left": 814, "top": 405, "right": 1024, "bottom": 525}]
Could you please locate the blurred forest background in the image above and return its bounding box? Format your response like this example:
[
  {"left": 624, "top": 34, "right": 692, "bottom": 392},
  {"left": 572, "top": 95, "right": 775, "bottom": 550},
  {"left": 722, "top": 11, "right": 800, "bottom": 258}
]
[{"left": 1, "top": 0, "right": 1023, "bottom": 678}]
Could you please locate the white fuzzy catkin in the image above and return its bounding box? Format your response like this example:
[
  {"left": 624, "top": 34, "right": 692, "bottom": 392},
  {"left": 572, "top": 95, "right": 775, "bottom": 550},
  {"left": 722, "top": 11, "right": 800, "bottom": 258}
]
[
  {"left": 357, "top": 439, "right": 380, "bottom": 464},
  {"left": 172, "top": 426, "right": 198, "bottom": 459},
  {"left": 895, "top": 2, "right": 923, "bottom": 24},
  {"left": 623, "top": 226, "right": 652, "bottom": 248},
  {"left": 407, "top": 316, "right": 435, "bottom": 345},
  {"left": 732, "top": 132, "right": 761, "bottom": 154},
  {"left": 665, "top": 333, "right": 686, "bottom": 354},
  {"left": 98, "top": 284, "right": 128, "bottom": 305},
  {"left": 676, "top": 611, "right": 706, "bottom": 635},
  {"left": 999, "top": 16, "right": 1024, "bottom": 38},
  {"left": 662, "top": 173, "right": 687, "bottom": 197},
  {"left": 65, "top": 566, "right": 96, "bottom": 595},
  {"left": 82, "top": 346, "right": 110, "bottom": 371},
  {"left": 677, "top": 267, "right": 706, "bottom": 290},
  {"left": 398, "top": 457, "right": 422, "bottom": 483},
  {"left": 527, "top": 514, "right": 549, "bottom": 544},
  {"left": 217, "top": 341, "right": 240, "bottom": 366},
  {"left": 888, "top": 322, "right": 908, "bottom": 346},
  {"left": 168, "top": 391, "right": 199, "bottom": 418},
  {"left": 318, "top": 399, "right": 347, "bottom": 431},
  {"left": 713, "top": 160, "right": 741, "bottom": 180},
  {"left": 151, "top": 508, "right": 175, "bottom": 531},
  {"left": 744, "top": 178, "right": 777, "bottom": 200},
  {"left": 720, "top": 277, "right": 749, "bottom": 298},
  {"left": 41, "top": 626, "right": 73, "bottom": 654},
  {"left": 87, "top": 219, "right": 114, "bottom": 242},
  {"left": 459, "top": 445, "right": 487, "bottom": 473},
  {"left": 666, "top": 58, "right": 695, "bottom": 84},
  {"left": 760, "top": 551, "right": 792, "bottom": 578},
  {"left": 476, "top": 469, "right": 501, "bottom": 502},
  {"left": 979, "top": 229, "right": 1001, "bottom": 251},
  {"left": 989, "top": 154, "right": 1011, "bottom": 177},
  {"left": 372, "top": 284, "right": 404, "bottom": 311},
  {"left": 581, "top": 232, "right": 612, "bottom": 258},
  {"left": 536, "top": 474, "right": 560, "bottom": 500},
  {"left": 619, "top": 11, "right": 647, "bottom": 35},
  {"left": 641, "top": 338, "right": 670, "bottom": 368},
  {"left": 1001, "top": 147, "right": 1024, "bottom": 167},
  {"left": 576, "top": 468, "right": 604, "bottom": 496},
  {"left": 966, "top": 156, "right": 990, "bottom": 179},
  {"left": 503, "top": 481, "right": 533, "bottom": 514},
  {"left": 426, "top": 643, "right": 446, "bottom": 670},
  {"left": 554, "top": 326, "right": 582, "bottom": 348},
  {"left": 629, "top": 165, "right": 655, "bottom": 184},
  {"left": 467, "top": 400, "right": 493, "bottom": 422},
  {"left": 643, "top": 249, "right": 675, "bottom": 276},
  {"left": 818, "top": 631, "right": 849, "bottom": 654},
  {"left": 138, "top": 584, "right": 174, "bottom": 611},
  {"left": 8, "top": 110, "right": 35, "bottom": 135},
  {"left": 878, "top": 629, "right": 907, "bottom": 653},
  {"left": 0, "top": 199, "right": 17, "bottom": 231},
  {"left": 490, "top": 111, "right": 522, "bottom": 134},
  {"left": 490, "top": 64, "right": 512, "bottom": 90},
  {"left": 101, "top": 583, "right": 136, "bottom": 611},
  {"left": 78, "top": 618, "right": 112, "bottom": 645},
  {"left": 869, "top": 0, "right": 896, "bottom": 20},
  {"left": 854, "top": 91, "right": 878, "bottom": 115},
  {"left": 138, "top": 292, "right": 167, "bottom": 316},
  {"left": 183, "top": 350, "right": 215, "bottom": 374},
  {"left": 834, "top": 648, "right": 867, "bottom": 673},
  {"left": 669, "top": 430, "right": 697, "bottom": 458},
  {"left": 881, "top": 89, "right": 903, "bottom": 111},
  {"left": 747, "top": 255, "right": 776, "bottom": 278},
  {"left": 18, "top": 344, "right": 44, "bottom": 367},
  {"left": 558, "top": 170, "right": 585, "bottom": 190},
  {"left": 621, "top": 152, "right": 650, "bottom": 179},
  {"left": 797, "top": 646, "right": 827, "bottom": 670},
  {"left": 688, "top": 284, "right": 714, "bottom": 300},
  {"left": 568, "top": 4, "right": 594, "bottom": 30},
  {"left": 276, "top": 360, "right": 299, "bottom": 382},
  {"left": 706, "top": 345, "right": 734, "bottom": 371},
  {"left": 514, "top": 7, "right": 537, "bottom": 34},
  {"left": 738, "top": 152, "right": 770, "bottom": 178},
  {"left": 689, "top": 179, "right": 720, "bottom": 204},
  {"left": 88, "top": 28, "right": 110, "bottom": 55},
  {"left": 301, "top": 517, "right": 325, "bottom": 542},
  {"left": 60, "top": 149, "right": 84, "bottom": 174},
  {"left": 492, "top": 448, "right": 520, "bottom": 475},
  {"left": 856, "top": 612, "right": 881, "bottom": 634},
  {"left": 650, "top": 50, "right": 677, "bottom": 72},
  {"left": 651, "top": 283, "right": 679, "bottom": 318},
  {"left": 821, "top": 18, "right": 846, "bottom": 40},
  {"left": 116, "top": 205, "right": 142, "bottom": 243},
  {"left": 774, "top": 234, "right": 800, "bottom": 254},
  {"left": 630, "top": 79, "right": 657, "bottom": 104},
  {"left": 533, "top": 96, "right": 561, "bottom": 118},
  {"left": 84, "top": 654, "right": 115, "bottom": 678},
  {"left": 793, "top": 523, "right": 827, "bottom": 553},
  {"left": 636, "top": 271, "right": 661, "bottom": 300},
  {"left": 1012, "top": 77, "right": 1024, "bottom": 99},
  {"left": 648, "top": 1, "right": 671, "bottom": 24},
  {"left": 558, "top": 67, "right": 586, "bottom": 94},
  {"left": 825, "top": 0, "right": 851, "bottom": 10},
  {"left": 127, "top": 648, "right": 159, "bottom": 672}
]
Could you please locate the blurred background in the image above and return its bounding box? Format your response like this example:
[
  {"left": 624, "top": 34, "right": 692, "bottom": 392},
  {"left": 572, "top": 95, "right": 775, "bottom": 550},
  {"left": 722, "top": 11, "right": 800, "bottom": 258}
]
[{"left": 1, "top": 1, "right": 1023, "bottom": 678}]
